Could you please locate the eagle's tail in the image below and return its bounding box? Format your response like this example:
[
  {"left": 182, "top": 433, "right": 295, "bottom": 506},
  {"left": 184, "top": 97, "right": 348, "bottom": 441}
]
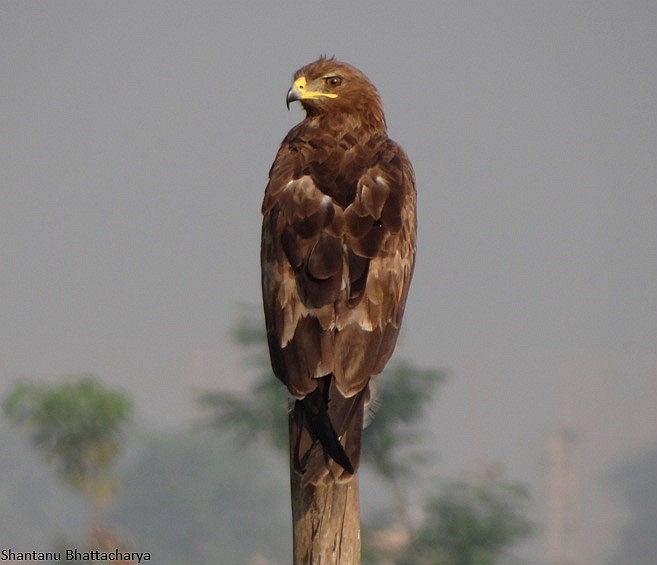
[{"left": 291, "top": 375, "right": 368, "bottom": 486}]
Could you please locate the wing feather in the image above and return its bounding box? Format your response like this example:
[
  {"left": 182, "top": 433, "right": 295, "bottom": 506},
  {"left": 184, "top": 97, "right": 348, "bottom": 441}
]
[{"left": 262, "top": 137, "right": 416, "bottom": 399}]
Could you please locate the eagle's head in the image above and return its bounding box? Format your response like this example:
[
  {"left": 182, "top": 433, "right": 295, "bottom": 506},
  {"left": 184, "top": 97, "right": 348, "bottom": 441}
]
[{"left": 286, "top": 56, "right": 385, "bottom": 128}]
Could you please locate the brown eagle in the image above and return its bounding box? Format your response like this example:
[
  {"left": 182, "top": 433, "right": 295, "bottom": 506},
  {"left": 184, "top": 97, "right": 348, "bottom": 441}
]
[{"left": 261, "top": 57, "right": 416, "bottom": 485}]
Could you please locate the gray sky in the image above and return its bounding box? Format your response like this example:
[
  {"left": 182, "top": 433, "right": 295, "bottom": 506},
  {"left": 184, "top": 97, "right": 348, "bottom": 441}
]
[{"left": 2, "top": 2, "right": 656, "bottom": 563}]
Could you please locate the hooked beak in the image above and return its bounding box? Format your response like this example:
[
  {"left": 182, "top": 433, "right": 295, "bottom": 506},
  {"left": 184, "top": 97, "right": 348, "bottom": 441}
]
[{"left": 286, "top": 85, "right": 302, "bottom": 110}]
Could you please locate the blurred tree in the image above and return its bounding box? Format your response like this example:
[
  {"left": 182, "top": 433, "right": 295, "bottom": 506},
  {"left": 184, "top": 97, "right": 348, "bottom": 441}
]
[
  {"left": 3, "top": 375, "right": 133, "bottom": 512},
  {"left": 198, "top": 313, "right": 444, "bottom": 487},
  {"left": 200, "top": 312, "right": 534, "bottom": 563},
  {"left": 198, "top": 313, "right": 290, "bottom": 452},
  {"left": 362, "top": 360, "right": 444, "bottom": 527},
  {"left": 393, "top": 467, "right": 533, "bottom": 565}
]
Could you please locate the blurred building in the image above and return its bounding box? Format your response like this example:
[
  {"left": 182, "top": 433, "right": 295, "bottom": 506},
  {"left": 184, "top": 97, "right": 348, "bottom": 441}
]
[{"left": 545, "top": 428, "right": 581, "bottom": 564}]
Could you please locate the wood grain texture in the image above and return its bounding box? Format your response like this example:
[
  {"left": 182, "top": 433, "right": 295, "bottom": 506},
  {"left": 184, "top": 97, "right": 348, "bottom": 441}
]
[{"left": 290, "top": 412, "right": 361, "bottom": 565}]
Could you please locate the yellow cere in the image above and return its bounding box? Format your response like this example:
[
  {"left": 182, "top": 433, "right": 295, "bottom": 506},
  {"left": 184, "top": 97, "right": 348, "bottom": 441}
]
[{"left": 294, "top": 76, "right": 338, "bottom": 99}]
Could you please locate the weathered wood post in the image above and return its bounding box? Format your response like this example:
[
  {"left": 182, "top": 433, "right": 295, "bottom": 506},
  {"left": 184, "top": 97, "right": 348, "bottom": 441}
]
[{"left": 289, "top": 414, "right": 361, "bottom": 564}]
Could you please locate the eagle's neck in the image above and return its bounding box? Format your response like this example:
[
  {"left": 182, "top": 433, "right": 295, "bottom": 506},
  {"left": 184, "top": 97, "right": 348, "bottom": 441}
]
[
  {"left": 292, "top": 111, "right": 388, "bottom": 208},
  {"left": 303, "top": 98, "right": 387, "bottom": 139},
  {"left": 304, "top": 114, "right": 386, "bottom": 148}
]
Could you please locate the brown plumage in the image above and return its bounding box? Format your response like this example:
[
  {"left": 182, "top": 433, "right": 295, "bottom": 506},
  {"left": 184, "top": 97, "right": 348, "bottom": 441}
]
[{"left": 261, "top": 57, "right": 416, "bottom": 485}]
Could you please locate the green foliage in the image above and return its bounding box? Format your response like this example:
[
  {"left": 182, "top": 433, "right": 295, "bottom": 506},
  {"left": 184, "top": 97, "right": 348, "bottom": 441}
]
[
  {"left": 3, "top": 375, "right": 133, "bottom": 506},
  {"left": 407, "top": 471, "right": 533, "bottom": 565},
  {"left": 363, "top": 361, "right": 445, "bottom": 481},
  {"left": 197, "top": 314, "right": 290, "bottom": 451},
  {"left": 363, "top": 470, "right": 533, "bottom": 565}
]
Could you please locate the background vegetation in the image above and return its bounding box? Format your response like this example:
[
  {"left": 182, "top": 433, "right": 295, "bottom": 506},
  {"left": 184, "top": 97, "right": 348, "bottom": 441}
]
[{"left": 2, "top": 315, "right": 538, "bottom": 564}]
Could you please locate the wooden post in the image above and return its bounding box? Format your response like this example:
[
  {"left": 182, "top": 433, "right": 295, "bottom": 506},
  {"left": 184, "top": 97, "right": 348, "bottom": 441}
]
[{"left": 289, "top": 416, "right": 361, "bottom": 564}]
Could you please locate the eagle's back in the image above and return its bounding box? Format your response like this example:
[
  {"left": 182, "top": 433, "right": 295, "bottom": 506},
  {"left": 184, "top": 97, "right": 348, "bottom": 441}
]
[{"left": 262, "top": 124, "right": 416, "bottom": 400}]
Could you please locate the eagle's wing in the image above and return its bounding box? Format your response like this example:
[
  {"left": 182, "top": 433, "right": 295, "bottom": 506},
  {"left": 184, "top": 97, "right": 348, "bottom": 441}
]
[
  {"left": 262, "top": 137, "right": 416, "bottom": 391},
  {"left": 261, "top": 135, "right": 416, "bottom": 482}
]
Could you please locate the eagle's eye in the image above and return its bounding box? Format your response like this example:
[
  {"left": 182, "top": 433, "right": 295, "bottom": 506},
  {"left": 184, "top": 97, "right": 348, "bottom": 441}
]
[{"left": 324, "top": 76, "right": 342, "bottom": 88}]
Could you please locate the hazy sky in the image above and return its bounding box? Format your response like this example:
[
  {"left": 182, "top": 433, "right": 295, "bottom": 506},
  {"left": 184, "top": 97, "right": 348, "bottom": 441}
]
[{"left": 2, "top": 3, "right": 656, "bottom": 563}]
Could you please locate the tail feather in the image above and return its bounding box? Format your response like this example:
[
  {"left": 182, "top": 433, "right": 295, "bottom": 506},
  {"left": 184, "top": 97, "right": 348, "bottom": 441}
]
[{"left": 292, "top": 375, "right": 367, "bottom": 485}]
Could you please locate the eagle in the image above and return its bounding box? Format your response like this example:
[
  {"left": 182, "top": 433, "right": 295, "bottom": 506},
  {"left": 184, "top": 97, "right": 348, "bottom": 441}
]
[{"left": 261, "top": 57, "right": 416, "bottom": 485}]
